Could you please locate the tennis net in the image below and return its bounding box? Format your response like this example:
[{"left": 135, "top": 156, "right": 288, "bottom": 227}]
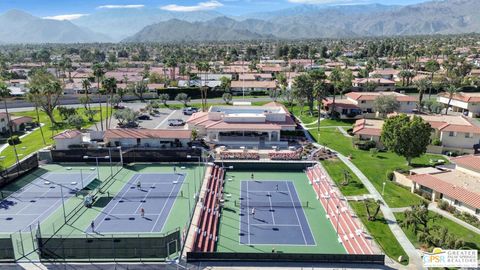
[
  {"left": 235, "top": 200, "right": 308, "bottom": 208},
  {"left": 0, "top": 190, "right": 80, "bottom": 200},
  {"left": 111, "top": 190, "right": 184, "bottom": 200}
]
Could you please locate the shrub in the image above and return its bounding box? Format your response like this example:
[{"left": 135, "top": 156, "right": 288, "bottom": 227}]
[
  {"left": 355, "top": 140, "right": 377, "bottom": 150},
  {"left": 7, "top": 135, "right": 21, "bottom": 145},
  {"left": 386, "top": 171, "right": 394, "bottom": 181},
  {"left": 431, "top": 138, "right": 442, "bottom": 146},
  {"left": 370, "top": 148, "right": 379, "bottom": 157},
  {"left": 438, "top": 200, "right": 449, "bottom": 211}
]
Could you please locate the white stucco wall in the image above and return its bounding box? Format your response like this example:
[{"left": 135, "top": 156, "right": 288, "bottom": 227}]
[
  {"left": 55, "top": 136, "right": 83, "bottom": 150},
  {"left": 440, "top": 131, "right": 480, "bottom": 149}
]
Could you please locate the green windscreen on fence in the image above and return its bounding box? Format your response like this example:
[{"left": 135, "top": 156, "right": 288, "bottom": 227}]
[{"left": 37, "top": 229, "right": 180, "bottom": 261}]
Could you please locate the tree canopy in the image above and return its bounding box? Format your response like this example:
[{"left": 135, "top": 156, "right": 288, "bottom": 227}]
[{"left": 381, "top": 114, "right": 432, "bottom": 165}]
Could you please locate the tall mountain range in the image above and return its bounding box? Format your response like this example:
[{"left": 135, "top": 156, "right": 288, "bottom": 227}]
[
  {"left": 0, "top": 10, "right": 111, "bottom": 44},
  {"left": 0, "top": 0, "right": 479, "bottom": 44}
]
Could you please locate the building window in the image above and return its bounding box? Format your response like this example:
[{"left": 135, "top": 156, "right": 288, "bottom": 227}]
[
  {"left": 465, "top": 133, "right": 473, "bottom": 138},
  {"left": 454, "top": 200, "right": 460, "bottom": 206},
  {"left": 476, "top": 209, "right": 480, "bottom": 215},
  {"left": 449, "top": 131, "right": 455, "bottom": 137},
  {"left": 0, "top": 118, "right": 4, "bottom": 122},
  {"left": 361, "top": 100, "right": 366, "bottom": 104}
]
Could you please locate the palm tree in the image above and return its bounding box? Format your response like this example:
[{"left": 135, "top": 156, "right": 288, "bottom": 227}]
[
  {"left": 82, "top": 79, "right": 91, "bottom": 110},
  {"left": 314, "top": 80, "right": 328, "bottom": 134},
  {"left": 328, "top": 68, "right": 342, "bottom": 117},
  {"left": 93, "top": 63, "right": 105, "bottom": 131},
  {"left": 26, "top": 87, "right": 46, "bottom": 145},
  {"left": 425, "top": 60, "right": 440, "bottom": 98},
  {"left": 414, "top": 78, "right": 429, "bottom": 112},
  {"left": 102, "top": 77, "right": 117, "bottom": 129},
  {"left": 196, "top": 61, "right": 210, "bottom": 111},
  {"left": 0, "top": 82, "right": 21, "bottom": 173},
  {"left": 445, "top": 85, "right": 459, "bottom": 115}
]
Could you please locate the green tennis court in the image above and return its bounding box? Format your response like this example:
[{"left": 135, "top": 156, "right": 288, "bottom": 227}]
[{"left": 217, "top": 169, "right": 346, "bottom": 254}]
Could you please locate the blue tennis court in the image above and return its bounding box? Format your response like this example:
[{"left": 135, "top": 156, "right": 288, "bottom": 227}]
[
  {"left": 0, "top": 171, "right": 97, "bottom": 232},
  {"left": 239, "top": 180, "right": 315, "bottom": 246},
  {"left": 87, "top": 173, "right": 185, "bottom": 233}
]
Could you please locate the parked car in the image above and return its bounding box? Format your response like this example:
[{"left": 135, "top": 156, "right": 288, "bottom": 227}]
[
  {"left": 138, "top": 114, "right": 151, "bottom": 120},
  {"left": 168, "top": 119, "right": 185, "bottom": 126},
  {"left": 182, "top": 107, "right": 198, "bottom": 115},
  {"left": 113, "top": 105, "right": 125, "bottom": 109}
]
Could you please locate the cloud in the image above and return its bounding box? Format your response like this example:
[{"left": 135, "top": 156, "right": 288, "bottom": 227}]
[
  {"left": 97, "top": 4, "right": 145, "bottom": 9},
  {"left": 43, "top": 14, "right": 88, "bottom": 20},
  {"left": 160, "top": 0, "right": 223, "bottom": 12}
]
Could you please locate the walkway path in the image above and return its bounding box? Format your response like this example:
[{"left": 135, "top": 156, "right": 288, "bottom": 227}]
[
  {"left": 337, "top": 126, "right": 353, "bottom": 138},
  {"left": 298, "top": 118, "right": 424, "bottom": 269},
  {"left": 390, "top": 207, "right": 411, "bottom": 213},
  {"left": 428, "top": 203, "right": 480, "bottom": 235}
]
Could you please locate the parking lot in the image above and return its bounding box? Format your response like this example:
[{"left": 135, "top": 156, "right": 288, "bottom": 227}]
[{"left": 87, "top": 103, "right": 193, "bottom": 131}]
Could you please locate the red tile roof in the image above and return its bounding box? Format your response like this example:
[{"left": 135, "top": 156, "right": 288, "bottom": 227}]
[
  {"left": 439, "top": 92, "right": 480, "bottom": 103},
  {"left": 408, "top": 174, "right": 480, "bottom": 209},
  {"left": 346, "top": 92, "right": 416, "bottom": 102},
  {"left": 104, "top": 129, "right": 191, "bottom": 140},
  {"left": 438, "top": 124, "right": 480, "bottom": 134},
  {"left": 54, "top": 130, "right": 82, "bottom": 139},
  {"left": 451, "top": 155, "right": 480, "bottom": 172},
  {"left": 352, "top": 119, "right": 383, "bottom": 136}
]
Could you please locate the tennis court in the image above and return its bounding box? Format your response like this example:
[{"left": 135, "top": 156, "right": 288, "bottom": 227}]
[
  {"left": 0, "top": 170, "right": 97, "bottom": 233},
  {"left": 239, "top": 180, "right": 315, "bottom": 246},
  {"left": 87, "top": 172, "right": 186, "bottom": 233}
]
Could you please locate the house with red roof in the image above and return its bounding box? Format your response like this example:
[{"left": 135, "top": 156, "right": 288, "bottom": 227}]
[
  {"left": 407, "top": 154, "right": 480, "bottom": 218},
  {"left": 186, "top": 102, "right": 296, "bottom": 148},
  {"left": 437, "top": 92, "right": 480, "bottom": 117},
  {"left": 352, "top": 78, "right": 396, "bottom": 91},
  {"left": 53, "top": 130, "right": 83, "bottom": 150},
  {"left": 322, "top": 92, "right": 416, "bottom": 119},
  {"left": 0, "top": 112, "right": 33, "bottom": 134},
  {"left": 352, "top": 114, "right": 480, "bottom": 154},
  {"left": 103, "top": 129, "right": 192, "bottom": 148}
]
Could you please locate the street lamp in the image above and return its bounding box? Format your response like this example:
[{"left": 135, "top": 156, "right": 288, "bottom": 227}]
[
  {"left": 382, "top": 181, "right": 386, "bottom": 196},
  {"left": 83, "top": 155, "right": 109, "bottom": 180},
  {"left": 186, "top": 155, "right": 199, "bottom": 193}
]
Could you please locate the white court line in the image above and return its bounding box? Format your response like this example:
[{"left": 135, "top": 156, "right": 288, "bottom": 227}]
[
  {"left": 285, "top": 181, "right": 308, "bottom": 245},
  {"left": 150, "top": 174, "right": 181, "bottom": 232},
  {"left": 250, "top": 223, "right": 301, "bottom": 227},
  {"left": 246, "top": 181, "right": 251, "bottom": 245},
  {"left": 267, "top": 192, "right": 276, "bottom": 225},
  {"left": 155, "top": 110, "right": 177, "bottom": 129},
  {"left": 159, "top": 172, "right": 188, "bottom": 233},
  {"left": 95, "top": 174, "right": 140, "bottom": 229}
]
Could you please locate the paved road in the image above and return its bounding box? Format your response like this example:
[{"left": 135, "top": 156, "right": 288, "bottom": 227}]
[
  {"left": 297, "top": 117, "right": 424, "bottom": 269},
  {"left": 2, "top": 97, "right": 273, "bottom": 113}
]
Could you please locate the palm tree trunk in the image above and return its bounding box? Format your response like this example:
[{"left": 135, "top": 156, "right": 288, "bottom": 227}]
[
  {"left": 4, "top": 100, "right": 21, "bottom": 175},
  {"left": 35, "top": 105, "right": 46, "bottom": 145},
  {"left": 98, "top": 81, "right": 103, "bottom": 131}
]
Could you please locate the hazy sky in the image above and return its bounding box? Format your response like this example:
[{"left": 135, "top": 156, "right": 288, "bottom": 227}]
[{"left": 0, "top": 0, "right": 432, "bottom": 19}]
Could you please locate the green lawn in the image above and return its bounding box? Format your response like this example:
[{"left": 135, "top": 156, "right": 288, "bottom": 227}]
[
  {"left": 350, "top": 201, "right": 409, "bottom": 265},
  {"left": 217, "top": 170, "right": 346, "bottom": 254},
  {"left": 395, "top": 211, "right": 480, "bottom": 251},
  {"left": 310, "top": 127, "right": 442, "bottom": 208},
  {"left": 0, "top": 106, "right": 109, "bottom": 169},
  {"left": 321, "top": 159, "right": 368, "bottom": 196}
]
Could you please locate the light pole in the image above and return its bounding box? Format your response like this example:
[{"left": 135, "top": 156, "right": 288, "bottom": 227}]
[
  {"left": 83, "top": 155, "right": 110, "bottom": 180},
  {"left": 186, "top": 155, "right": 199, "bottom": 194},
  {"left": 117, "top": 146, "right": 123, "bottom": 165},
  {"left": 336, "top": 205, "right": 340, "bottom": 236},
  {"left": 382, "top": 182, "right": 386, "bottom": 196}
]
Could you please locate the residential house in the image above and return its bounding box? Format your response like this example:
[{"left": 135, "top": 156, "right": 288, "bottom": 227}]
[
  {"left": 437, "top": 92, "right": 480, "bottom": 117},
  {"left": 53, "top": 130, "right": 83, "bottom": 150},
  {"left": 323, "top": 92, "right": 416, "bottom": 119},
  {"left": 186, "top": 102, "right": 296, "bottom": 148},
  {"left": 103, "top": 129, "right": 192, "bottom": 148},
  {"left": 230, "top": 80, "right": 277, "bottom": 94},
  {"left": 0, "top": 113, "right": 34, "bottom": 134},
  {"left": 352, "top": 114, "right": 480, "bottom": 154},
  {"left": 352, "top": 78, "right": 396, "bottom": 91},
  {"left": 369, "top": 68, "right": 400, "bottom": 81},
  {"left": 407, "top": 154, "right": 480, "bottom": 218}
]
